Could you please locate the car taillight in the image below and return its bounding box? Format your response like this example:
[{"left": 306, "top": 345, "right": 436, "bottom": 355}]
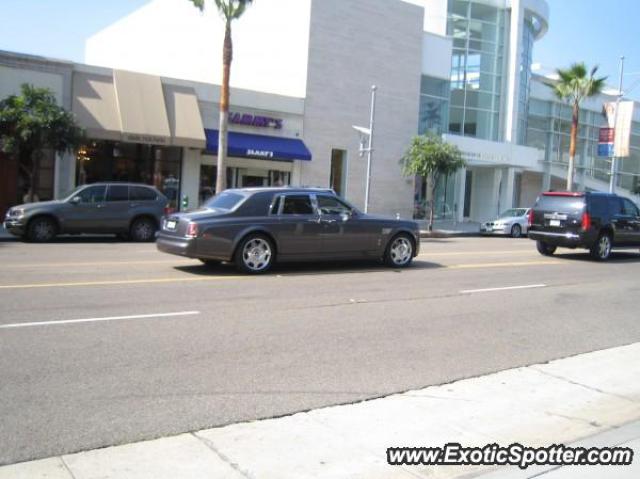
[
  {"left": 186, "top": 223, "right": 198, "bottom": 238},
  {"left": 581, "top": 212, "right": 591, "bottom": 231},
  {"left": 527, "top": 209, "right": 534, "bottom": 227},
  {"left": 164, "top": 205, "right": 176, "bottom": 216}
]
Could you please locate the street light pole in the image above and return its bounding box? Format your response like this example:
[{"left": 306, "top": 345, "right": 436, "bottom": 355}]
[
  {"left": 364, "top": 85, "right": 377, "bottom": 214},
  {"left": 609, "top": 56, "right": 625, "bottom": 193}
]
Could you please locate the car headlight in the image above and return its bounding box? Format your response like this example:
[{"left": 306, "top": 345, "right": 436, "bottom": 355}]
[{"left": 8, "top": 208, "right": 25, "bottom": 218}]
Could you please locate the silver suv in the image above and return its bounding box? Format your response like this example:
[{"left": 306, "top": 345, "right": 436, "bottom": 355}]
[{"left": 4, "top": 183, "right": 169, "bottom": 242}]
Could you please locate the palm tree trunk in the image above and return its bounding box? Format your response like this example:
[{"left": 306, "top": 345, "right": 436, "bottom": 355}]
[
  {"left": 216, "top": 19, "right": 232, "bottom": 194},
  {"left": 566, "top": 102, "right": 579, "bottom": 191}
]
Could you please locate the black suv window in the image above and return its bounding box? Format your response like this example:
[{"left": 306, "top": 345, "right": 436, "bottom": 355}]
[
  {"left": 536, "top": 195, "right": 585, "bottom": 214},
  {"left": 77, "top": 185, "right": 106, "bottom": 204},
  {"left": 317, "top": 195, "right": 351, "bottom": 215},
  {"left": 622, "top": 199, "right": 640, "bottom": 216},
  {"left": 106, "top": 185, "right": 129, "bottom": 202},
  {"left": 608, "top": 197, "right": 623, "bottom": 215},
  {"left": 589, "top": 196, "right": 608, "bottom": 218},
  {"left": 130, "top": 186, "right": 157, "bottom": 201},
  {"left": 281, "top": 195, "right": 314, "bottom": 215}
]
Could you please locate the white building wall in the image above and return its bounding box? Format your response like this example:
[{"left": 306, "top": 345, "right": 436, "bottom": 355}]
[
  {"left": 302, "top": 0, "right": 423, "bottom": 217},
  {"left": 85, "top": 0, "right": 312, "bottom": 98}
]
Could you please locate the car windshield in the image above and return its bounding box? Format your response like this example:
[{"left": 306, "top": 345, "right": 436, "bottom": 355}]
[
  {"left": 536, "top": 195, "right": 585, "bottom": 214},
  {"left": 499, "top": 208, "right": 526, "bottom": 218},
  {"left": 203, "top": 191, "right": 245, "bottom": 210}
]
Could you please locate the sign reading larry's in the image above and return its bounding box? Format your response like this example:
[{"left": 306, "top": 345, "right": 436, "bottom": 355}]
[{"left": 230, "top": 112, "right": 283, "bottom": 129}]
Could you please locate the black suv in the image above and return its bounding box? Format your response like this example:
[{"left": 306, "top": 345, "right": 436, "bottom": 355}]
[
  {"left": 528, "top": 191, "right": 640, "bottom": 261},
  {"left": 4, "top": 183, "right": 169, "bottom": 242}
]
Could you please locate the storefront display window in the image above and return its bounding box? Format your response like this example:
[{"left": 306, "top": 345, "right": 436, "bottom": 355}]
[{"left": 77, "top": 141, "right": 182, "bottom": 207}]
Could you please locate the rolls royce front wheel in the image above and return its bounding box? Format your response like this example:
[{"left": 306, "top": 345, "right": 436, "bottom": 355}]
[{"left": 384, "top": 234, "right": 414, "bottom": 268}]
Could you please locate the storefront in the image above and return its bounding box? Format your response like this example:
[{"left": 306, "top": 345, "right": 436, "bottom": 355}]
[
  {"left": 71, "top": 67, "right": 206, "bottom": 208},
  {"left": 195, "top": 129, "right": 311, "bottom": 204}
]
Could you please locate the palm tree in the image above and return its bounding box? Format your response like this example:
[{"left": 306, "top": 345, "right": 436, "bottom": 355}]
[
  {"left": 550, "top": 63, "right": 607, "bottom": 191},
  {"left": 189, "top": 0, "right": 254, "bottom": 194}
]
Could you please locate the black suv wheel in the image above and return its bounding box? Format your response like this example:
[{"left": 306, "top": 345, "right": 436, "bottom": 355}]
[
  {"left": 590, "top": 232, "right": 612, "bottom": 261},
  {"left": 536, "top": 241, "right": 556, "bottom": 256}
]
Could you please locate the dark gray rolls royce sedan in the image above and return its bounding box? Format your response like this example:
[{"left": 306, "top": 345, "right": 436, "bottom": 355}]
[{"left": 156, "top": 187, "right": 420, "bottom": 273}]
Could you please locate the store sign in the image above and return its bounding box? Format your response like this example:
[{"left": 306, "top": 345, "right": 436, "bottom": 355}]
[
  {"left": 123, "top": 133, "right": 169, "bottom": 145},
  {"left": 246, "top": 149, "right": 275, "bottom": 158},
  {"left": 230, "top": 112, "right": 283, "bottom": 129}
]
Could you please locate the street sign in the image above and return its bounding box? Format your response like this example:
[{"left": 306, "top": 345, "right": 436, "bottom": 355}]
[
  {"left": 598, "top": 127, "right": 615, "bottom": 157},
  {"left": 598, "top": 143, "right": 614, "bottom": 157}
]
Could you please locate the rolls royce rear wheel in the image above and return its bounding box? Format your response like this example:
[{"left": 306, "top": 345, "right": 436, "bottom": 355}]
[
  {"left": 384, "top": 233, "right": 414, "bottom": 268},
  {"left": 235, "top": 234, "right": 274, "bottom": 274}
]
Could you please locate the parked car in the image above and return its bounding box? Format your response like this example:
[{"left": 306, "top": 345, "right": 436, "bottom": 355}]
[
  {"left": 3, "top": 182, "right": 169, "bottom": 242},
  {"left": 156, "top": 187, "right": 420, "bottom": 273},
  {"left": 528, "top": 191, "right": 640, "bottom": 261},
  {"left": 480, "top": 208, "right": 531, "bottom": 238}
]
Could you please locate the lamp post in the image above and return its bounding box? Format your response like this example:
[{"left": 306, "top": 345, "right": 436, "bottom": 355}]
[{"left": 352, "top": 85, "right": 377, "bottom": 213}]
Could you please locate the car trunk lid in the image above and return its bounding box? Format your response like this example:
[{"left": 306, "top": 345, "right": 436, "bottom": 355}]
[{"left": 531, "top": 193, "right": 586, "bottom": 234}]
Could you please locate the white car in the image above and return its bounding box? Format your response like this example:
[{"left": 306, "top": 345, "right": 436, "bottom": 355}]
[{"left": 480, "top": 208, "right": 531, "bottom": 238}]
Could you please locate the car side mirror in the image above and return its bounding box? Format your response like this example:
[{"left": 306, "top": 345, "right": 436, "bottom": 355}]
[
  {"left": 70, "top": 196, "right": 81, "bottom": 205},
  {"left": 340, "top": 211, "right": 353, "bottom": 222}
]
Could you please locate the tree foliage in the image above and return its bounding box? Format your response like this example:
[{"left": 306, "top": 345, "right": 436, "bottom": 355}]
[
  {"left": 548, "top": 63, "right": 607, "bottom": 190},
  {"left": 0, "top": 84, "right": 84, "bottom": 201},
  {"left": 401, "top": 133, "right": 465, "bottom": 230},
  {"left": 190, "top": 0, "right": 253, "bottom": 20}
]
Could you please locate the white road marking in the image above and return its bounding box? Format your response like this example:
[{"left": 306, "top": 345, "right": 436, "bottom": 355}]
[
  {"left": 460, "top": 284, "right": 546, "bottom": 294},
  {"left": 0, "top": 311, "right": 200, "bottom": 329}
]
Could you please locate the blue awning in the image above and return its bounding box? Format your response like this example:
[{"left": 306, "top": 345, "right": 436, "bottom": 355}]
[{"left": 204, "top": 129, "right": 312, "bottom": 162}]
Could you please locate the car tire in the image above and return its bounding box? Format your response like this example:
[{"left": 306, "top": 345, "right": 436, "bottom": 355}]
[
  {"left": 384, "top": 233, "right": 415, "bottom": 268},
  {"left": 234, "top": 234, "right": 275, "bottom": 274},
  {"left": 536, "top": 240, "right": 556, "bottom": 256},
  {"left": 590, "top": 232, "right": 612, "bottom": 261},
  {"left": 27, "top": 217, "right": 57, "bottom": 242},
  {"left": 511, "top": 224, "right": 522, "bottom": 238},
  {"left": 130, "top": 217, "right": 157, "bottom": 242},
  {"left": 199, "top": 259, "right": 221, "bottom": 267}
]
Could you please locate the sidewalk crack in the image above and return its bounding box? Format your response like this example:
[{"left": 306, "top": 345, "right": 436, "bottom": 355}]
[
  {"left": 531, "top": 367, "right": 638, "bottom": 403},
  {"left": 59, "top": 456, "right": 78, "bottom": 479},
  {"left": 191, "top": 432, "right": 254, "bottom": 479}
]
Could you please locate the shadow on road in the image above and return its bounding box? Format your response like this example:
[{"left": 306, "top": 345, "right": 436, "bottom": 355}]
[
  {"left": 174, "top": 259, "right": 443, "bottom": 277},
  {"left": 554, "top": 250, "right": 640, "bottom": 263}
]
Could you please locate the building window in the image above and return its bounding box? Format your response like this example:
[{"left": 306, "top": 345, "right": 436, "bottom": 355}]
[
  {"left": 330, "top": 149, "right": 347, "bottom": 196},
  {"left": 446, "top": 0, "right": 507, "bottom": 141},
  {"left": 419, "top": 76, "right": 450, "bottom": 135},
  {"left": 77, "top": 141, "right": 182, "bottom": 208}
]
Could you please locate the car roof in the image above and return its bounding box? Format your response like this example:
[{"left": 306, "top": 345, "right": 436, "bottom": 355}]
[
  {"left": 82, "top": 182, "right": 160, "bottom": 189},
  {"left": 224, "top": 187, "right": 336, "bottom": 195}
]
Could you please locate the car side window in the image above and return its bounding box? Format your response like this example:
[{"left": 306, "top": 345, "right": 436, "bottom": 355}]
[
  {"left": 280, "top": 195, "right": 314, "bottom": 215},
  {"left": 622, "top": 199, "right": 640, "bottom": 217},
  {"left": 607, "top": 197, "right": 623, "bottom": 215},
  {"left": 270, "top": 195, "right": 282, "bottom": 215},
  {"left": 130, "top": 186, "right": 157, "bottom": 201},
  {"left": 77, "top": 185, "right": 106, "bottom": 204},
  {"left": 317, "top": 195, "right": 351, "bottom": 215},
  {"left": 106, "top": 185, "right": 129, "bottom": 202}
]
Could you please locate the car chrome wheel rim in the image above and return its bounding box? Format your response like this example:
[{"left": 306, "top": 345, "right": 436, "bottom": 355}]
[
  {"left": 243, "top": 238, "right": 272, "bottom": 271},
  {"left": 134, "top": 222, "right": 153, "bottom": 240},
  {"left": 390, "top": 237, "right": 412, "bottom": 265},
  {"left": 599, "top": 236, "right": 611, "bottom": 258},
  {"left": 35, "top": 221, "right": 54, "bottom": 240}
]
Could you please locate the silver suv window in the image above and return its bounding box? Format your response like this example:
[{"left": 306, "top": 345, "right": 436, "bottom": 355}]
[{"left": 77, "top": 185, "right": 106, "bottom": 204}]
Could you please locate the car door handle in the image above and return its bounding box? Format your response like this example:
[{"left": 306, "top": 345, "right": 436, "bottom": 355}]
[
  {"left": 96, "top": 204, "right": 105, "bottom": 209},
  {"left": 321, "top": 219, "right": 336, "bottom": 224}
]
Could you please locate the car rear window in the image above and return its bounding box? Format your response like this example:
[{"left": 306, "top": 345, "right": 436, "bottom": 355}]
[
  {"left": 204, "top": 191, "right": 245, "bottom": 210},
  {"left": 535, "top": 195, "right": 585, "bottom": 214},
  {"left": 130, "top": 186, "right": 157, "bottom": 201}
]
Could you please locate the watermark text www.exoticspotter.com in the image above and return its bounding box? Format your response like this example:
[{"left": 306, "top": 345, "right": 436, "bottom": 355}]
[{"left": 387, "top": 443, "right": 634, "bottom": 469}]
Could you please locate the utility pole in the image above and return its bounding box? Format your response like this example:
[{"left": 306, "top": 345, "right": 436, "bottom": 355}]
[{"left": 609, "top": 56, "right": 625, "bottom": 193}]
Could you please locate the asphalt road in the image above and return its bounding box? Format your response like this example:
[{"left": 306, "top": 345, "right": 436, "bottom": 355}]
[{"left": 1, "top": 234, "right": 640, "bottom": 465}]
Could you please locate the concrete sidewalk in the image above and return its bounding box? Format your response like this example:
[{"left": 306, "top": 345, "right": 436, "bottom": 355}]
[{"left": 2, "top": 343, "right": 639, "bottom": 479}]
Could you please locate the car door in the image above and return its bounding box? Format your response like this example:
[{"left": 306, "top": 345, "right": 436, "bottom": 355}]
[
  {"left": 64, "top": 185, "right": 107, "bottom": 233},
  {"left": 274, "top": 194, "right": 323, "bottom": 258},
  {"left": 315, "top": 194, "right": 370, "bottom": 256},
  {"left": 621, "top": 198, "right": 640, "bottom": 245},
  {"left": 103, "top": 184, "right": 131, "bottom": 232},
  {"left": 608, "top": 196, "right": 632, "bottom": 245}
]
